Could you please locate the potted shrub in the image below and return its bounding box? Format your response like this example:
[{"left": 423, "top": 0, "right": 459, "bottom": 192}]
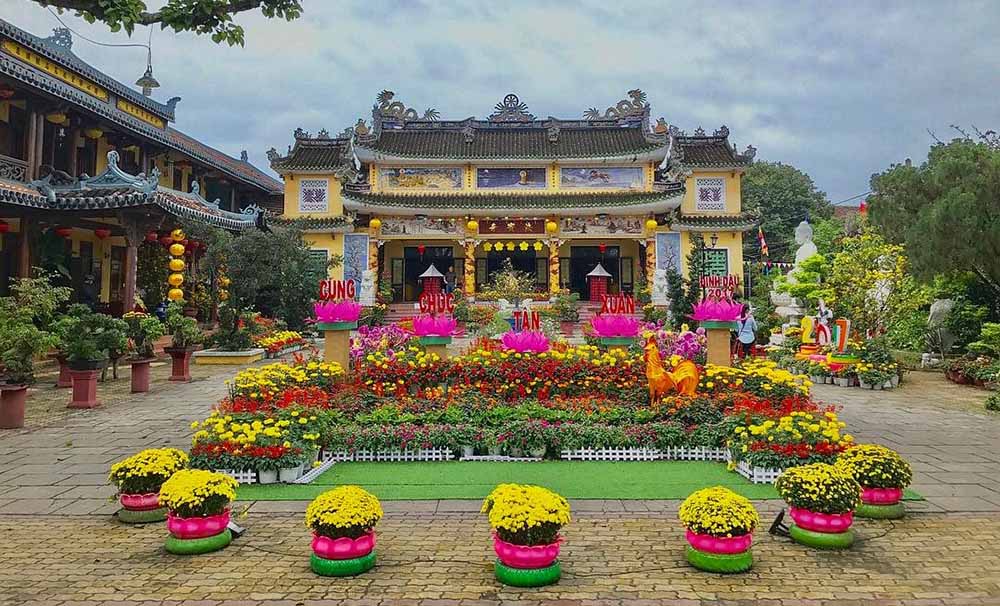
[
  {"left": 481, "top": 483, "right": 570, "bottom": 587},
  {"left": 61, "top": 308, "right": 126, "bottom": 409},
  {"left": 679, "top": 486, "right": 759, "bottom": 573},
  {"left": 164, "top": 302, "right": 203, "bottom": 382},
  {"left": 278, "top": 445, "right": 307, "bottom": 483},
  {"left": 0, "top": 273, "right": 72, "bottom": 427},
  {"left": 551, "top": 290, "right": 580, "bottom": 336},
  {"left": 158, "top": 469, "right": 237, "bottom": 555},
  {"left": 123, "top": 312, "right": 165, "bottom": 393},
  {"left": 108, "top": 448, "right": 188, "bottom": 523},
  {"left": 836, "top": 444, "right": 912, "bottom": 519},
  {"left": 49, "top": 312, "right": 81, "bottom": 388},
  {"left": 306, "top": 485, "right": 383, "bottom": 577},
  {"left": 775, "top": 463, "right": 861, "bottom": 549}
]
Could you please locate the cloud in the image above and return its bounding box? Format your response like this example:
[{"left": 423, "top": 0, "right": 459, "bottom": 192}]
[{"left": 3, "top": 0, "right": 998, "bottom": 205}]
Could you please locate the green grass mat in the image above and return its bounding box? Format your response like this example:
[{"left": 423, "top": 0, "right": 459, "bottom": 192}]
[{"left": 236, "top": 461, "right": 925, "bottom": 502}]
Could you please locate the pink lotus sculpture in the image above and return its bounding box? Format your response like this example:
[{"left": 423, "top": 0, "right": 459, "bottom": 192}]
[
  {"left": 314, "top": 300, "right": 362, "bottom": 323},
  {"left": 590, "top": 314, "right": 640, "bottom": 338},
  {"left": 412, "top": 314, "right": 458, "bottom": 337},
  {"left": 501, "top": 330, "right": 550, "bottom": 353},
  {"left": 689, "top": 298, "right": 743, "bottom": 322}
]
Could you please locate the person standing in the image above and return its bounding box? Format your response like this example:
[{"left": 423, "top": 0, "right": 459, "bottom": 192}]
[
  {"left": 736, "top": 304, "right": 758, "bottom": 359},
  {"left": 444, "top": 265, "right": 457, "bottom": 295}
]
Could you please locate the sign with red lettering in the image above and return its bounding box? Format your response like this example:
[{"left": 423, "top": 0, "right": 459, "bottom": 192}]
[
  {"left": 513, "top": 310, "right": 541, "bottom": 331},
  {"left": 319, "top": 279, "right": 356, "bottom": 301},
  {"left": 600, "top": 294, "right": 636, "bottom": 315},
  {"left": 419, "top": 292, "right": 455, "bottom": 314},
  {"left": 699, "top": 274, "right": 740, "bottom": 300}
]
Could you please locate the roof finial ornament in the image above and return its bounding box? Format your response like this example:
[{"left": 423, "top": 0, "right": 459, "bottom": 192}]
[
  {"left": 317, "top": 128, "right": 330, "bottom": 139},
  {"left": 376, "top": 90, "right": 434, "bottom": 122},
  {"left": 693, "top": 126, "right": 706, "bottom": 136},
  {"left": 743, "top": 145, "right": 757, "bottom": 161},
  {"left": 654, "top": 118, "right": 669, "bottom": 134},
  {"left": 44, "top": 28, "right": 73, "bottom": 51},
  {"left": 462, "top": 125, "right": 475, "bottom": 143},
  {"left": 547, "top": 124, "right": 560, "bottom": 143},
  {"left": 354, "top": 119, "right": 370, "bottom": 136},
  {"left": 714, "top": 125, "right": 730, "bottom": 137},
  {"left": 293, "top": 128, "right": 310, "bottom": 140},
  {"left": 240, "top": 150, "right": 249, "bottom": 162},
  {"left": 583, "top": 89, "right": 649, "bottom": 120},
  {"left": 266, "top": 148, "right": 280, "bottom": 162},
  {"left": 489, "top": 94, "right": 535, "bottom": 122}
]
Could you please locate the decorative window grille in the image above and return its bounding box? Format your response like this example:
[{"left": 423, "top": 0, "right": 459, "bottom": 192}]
[
  {"left": 299, "top": 179, "right": 329, "bottom": 213},
  {"left": 704, "top": 248, "right": 729, "bottom": 276},
  {"left": 695, "top": 178, "right": 726, "bottom": 212}
]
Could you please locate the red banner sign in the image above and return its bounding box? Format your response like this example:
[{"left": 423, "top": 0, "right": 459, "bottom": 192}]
[
  {"left": 319, "top": 279, "right": 356, "bottom": 301},
  {"left": 419, "top": 292, "right": 455, "bottom": 314},
  {"left": 600, "top": 294, "right": 636, "bottom": 315},
  {"left": 513, "top": 310, "right": 541, "bottom": 331}
]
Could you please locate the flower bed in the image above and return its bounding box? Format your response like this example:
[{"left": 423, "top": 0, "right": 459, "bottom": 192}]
[{"left": 256, "top": 330, "right": 308, "bottom": 358}]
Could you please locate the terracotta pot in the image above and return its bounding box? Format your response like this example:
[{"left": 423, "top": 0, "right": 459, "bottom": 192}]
[
  {"left": 120, "top": 492, "right": 161, "bottom": 511},
  {"left": 0, "top": 384, "right": 28, "bottom": 429},
  {"left": 163, "top": 347, "right": 194, "bottom": 382},
  {"left": 53, "top": 355, "right": 72, "bottom": 388},
  {"left": 68, "top": 369, "right": 100, "bottom": 409},
  {"left": 493, "top": 533, "right": 561, "bottom": 569},
  {"left": 167, "top": 508, "right": 230, "bottom": 539},
  {"left": 789, "top": 507, "right": 853, "bottom": 534},
  {"left": 861, "top": 487, "right": 903, "bottom": 505},
  {"left": 560, "top": 321, "right": 576, "bottom": 337},
  {"left": 311, "top": 530, "right": 376, "bottom": 560},
  {"left": 129, "top": 358, "right": 154, "bottom": 393},
  {"left": 684, "top": 529, "right": 752, "bottom": 555}
]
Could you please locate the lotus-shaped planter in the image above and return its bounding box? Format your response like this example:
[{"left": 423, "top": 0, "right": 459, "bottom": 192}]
[
  {"left": 312, "top": 530, "right": 376, "bottom": 560},
  {"left": 120, "top": 492, "right": 161, "bottom": 512},
  {"left": 685, "top": 530, "right": 753, "bottom": 555},
  {"left": 861, "top": 487, "right": 903, "bottom": 505},
  {"left": 500, "top": 330, "right": 550, "bottom": 354},
  {"left": 690, "top": 298, "right": 743, "bottom": 323},
  {"left": 789, "top": 507, "right": 854, "bottom": 534},
  {"left": 412, "top": 314, "right": 458, "bottom": 337},
  {"left": 493, "top": 533, "right": 561, "bottom": 569},
  {"left": 314, "top": 300, "right": 362, "bottom": 329},
  {"left": 166, "top": 509, "right": 231, "bottom": 539},
  {"left": 590, "top": 314, "right": 640, "bottom": 338}
]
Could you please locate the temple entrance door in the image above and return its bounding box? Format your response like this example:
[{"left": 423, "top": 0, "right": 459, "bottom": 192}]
[
  {"left": 569, "top": 245, "right": 620, "bottom": 300},
  {"left": 402, "top": 246, "right": 453, "bottom": 302}
]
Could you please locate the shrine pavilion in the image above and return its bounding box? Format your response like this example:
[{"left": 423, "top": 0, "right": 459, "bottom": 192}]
[{"left": 268, "top": 90, "right": 757, "bottom": 303}]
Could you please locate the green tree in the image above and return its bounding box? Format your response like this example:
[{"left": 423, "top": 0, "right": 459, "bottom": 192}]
[
  {"left": 774, "top": 254, "right": 833, "bottom": 307},
  {"left": 742, "top": 162, "right": 832, "bottom": 262},
  {"left": 812, "top": 216, "right": 846, "bottom": 256},
  {"left": 32, "top": 0, "right": 302, "bottom": 46},
  {"left": 868, "top": 138, "right": 1000, "bottom": 315}
]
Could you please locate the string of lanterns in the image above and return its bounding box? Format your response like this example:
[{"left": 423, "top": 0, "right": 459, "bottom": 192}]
[
  {"left": 217, "top": 267, "right": 231, "bottom": 302},
  {"left": 166, "top": 228, "right": 186, "bottom": 302}
]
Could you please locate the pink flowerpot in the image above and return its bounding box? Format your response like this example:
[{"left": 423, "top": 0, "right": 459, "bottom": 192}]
[
  {"left": 685, "top": 530, "right": 753, "bottom": 555},
  {"left": 120, "top": 492, "right": 161, "bottom": 511},
  {"left": 311, "top": 530, "right": 376, "bottom": 560},
  {"left": 861, "top": 487, "right": 903, "bottom": 506},
  {"left": 789, "top": 507, "right": 853, "bottom": 534},
  {"left": 166, "top": 509, "right": 230, "bottom": 539},
  {"left": 492, "top": 533, "right": 562, "bottom": 569}
]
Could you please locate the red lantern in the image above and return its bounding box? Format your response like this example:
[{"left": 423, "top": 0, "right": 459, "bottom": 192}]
[
  {"left": 417, "top": 244, "right": 425, "bottom": 255},
  {"left": 159, "top": 235, "right": 173, "bottom": 247},
  {"left": 54, "top": 227, "right": 72, "bottom": 238},
  {"left": 0, "top": 220, "right": 9, "bottom": 234},
  {"left": 145, "top": 231, "right": 157, "bottom": 242},
  {"left": 598, "top": 243, "right": 607, "bottom": 254},
  {"left": 94, "top": 228, "right": 111, "bottom": 239}
]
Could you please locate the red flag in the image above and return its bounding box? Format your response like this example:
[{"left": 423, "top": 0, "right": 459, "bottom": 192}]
[{"left": 757, "top": 226, "right": 769, "bottom": 257}]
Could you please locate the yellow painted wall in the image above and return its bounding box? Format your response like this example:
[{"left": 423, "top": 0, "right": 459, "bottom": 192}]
[
  {"left": 679, "top": 231, "right": 744, "bottom": 284},
  {"left": 303, "top": 233, "right": 345, "bottom": 279},
  {"left": 680, "top": 170, "right": 742, "bottom": 215},
  {"left": 281, "top": 175, "right": 343, "bottom": 218}
]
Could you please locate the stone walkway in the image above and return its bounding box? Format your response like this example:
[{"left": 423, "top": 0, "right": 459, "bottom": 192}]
[{"left": 1, "top": 365, "right": 999, "bottom": 604}]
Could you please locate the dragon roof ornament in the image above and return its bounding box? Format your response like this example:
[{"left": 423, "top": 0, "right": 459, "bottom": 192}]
[
  {"left": 584, "top": 89, "right": 649, "bottom": 120},
  {"left": 375, "top": 90, "right": 439, "bottom": 123}
]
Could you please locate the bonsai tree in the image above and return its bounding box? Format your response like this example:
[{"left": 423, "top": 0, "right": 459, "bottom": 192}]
[
  {"left": 0, "top": 274, "right": 72, "bottom": 385},
  {"left": 123, "top": 311, "right": 166, "bottom": 360},
  {"left": 208, "top": 305, "right": 257, "bottom": 351},
  {"left": 164, "top": 302, "right": 203, "bottom": 349},
  {"left": 59, "top": 306, "right": 129, "bottom": 370},
  {"left": 480, "top": 258, "right": 537, "bottom": 309}
]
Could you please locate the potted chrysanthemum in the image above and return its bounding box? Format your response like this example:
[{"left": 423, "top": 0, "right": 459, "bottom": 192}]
[
  {"left": 836, "top": 444, "right": 912, "bottom": 519},
  {"left": 481, "top": 483, "right": 570, "bottom": 587},
  {"left": 158, "top": 469, "right": 237, "bottom": 555},
  {"left": 108, "top": 448, "right": 188, "bottom": 523},
  {"left": 679, "top": 487, "right": 759, "bottom": 573},
  {"left": 306, "top": 486, "right": 383, "bottom": 577},
  {"left": 775, "top": 463, "right": 862, "bottom": 549}
]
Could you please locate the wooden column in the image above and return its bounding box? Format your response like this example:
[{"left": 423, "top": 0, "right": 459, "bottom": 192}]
[
  {"left": 67, "top": 128, "right": 79, "bottom": 176},
  {"left": 24, "top": 111, "right": 37, "bottom": 180},
  {"left": 17, "top": 218, "right": 31, "bottom": 278},
  {"left": 120, "top": 216, "right": 146, "bottom": 314},
  {"left": 34, "top": 115, "right": 45, "bottom": 174}
]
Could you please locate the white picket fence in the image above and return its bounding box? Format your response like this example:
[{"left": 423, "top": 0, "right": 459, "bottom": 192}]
[{"left": 320, "top": 448, "right": 454, "bottom": 463}]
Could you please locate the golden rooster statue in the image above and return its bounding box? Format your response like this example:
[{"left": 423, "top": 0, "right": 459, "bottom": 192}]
[{"left": 644, "top": 336, "right": 700, "bottom": 402}]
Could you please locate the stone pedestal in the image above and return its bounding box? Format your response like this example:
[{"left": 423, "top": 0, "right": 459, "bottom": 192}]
[
  {"left": 164, "top": 347, "right": 194, "bottom": 382},
  {"left": 54, "top": 356, "right": 72, "bottom": 388},
  {"left": 318, "top": 322, "right": 356, "bottom": 373},
  {"left": 419, "top": 336, "right": 452, "bottom": 360},
  {"left": 129, "top": 359, "right": 152, "bottom": 393},
  {"left": 702, "top": 321, "right": 737, "bottom": 368},
  {"left": 68, "top": 369, "right": 100, "bottom": 409}
]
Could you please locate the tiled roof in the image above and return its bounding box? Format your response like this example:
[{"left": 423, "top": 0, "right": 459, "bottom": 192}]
[
  {"left": 267, "top": 215, "right": 354, "bottom": 232},
  {"left": 674, "top": 212, "right": 758, "bottom": 232},
  {"left": 0, "top": 18, "right": 176, "bottom": 121},
  {"left": 0, "top": 177, "right": 46, "bottom": 207},
  {"left": 674, "top": 135, "right": 753, "bottom": 168},
  {"left": 359, "top": 124, "right": 666, "bottom": 160},
  {"left": 269, "top": 137, "right": 349, "bottom": 172},
  {"left": 342, "top": 187, "right": 684, "bottom": 214},
  {"left": 165, "top": 128, "right": 283, "bottom": 194}
]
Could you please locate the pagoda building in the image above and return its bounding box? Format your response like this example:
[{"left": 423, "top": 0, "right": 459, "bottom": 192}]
[{"left": 268, "top": 90, "right": 757, "bottom": 303}]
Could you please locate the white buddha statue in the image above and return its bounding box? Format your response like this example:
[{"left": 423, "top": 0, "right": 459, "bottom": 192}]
[{"left": 793, "top": 220, "right": 818, "bottom": 268}]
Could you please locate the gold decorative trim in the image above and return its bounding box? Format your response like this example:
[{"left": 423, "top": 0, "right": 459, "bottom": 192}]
[
  {"left": 116, "top": 98, "right": 165, "bottom": 129},
  {"left": 1, "top": 39, "right": 108, "bottom": 101}
]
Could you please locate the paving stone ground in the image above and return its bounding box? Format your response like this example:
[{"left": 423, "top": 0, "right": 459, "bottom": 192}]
[{"left": 0, "top": 362, "right": 999, "bottom": 604}]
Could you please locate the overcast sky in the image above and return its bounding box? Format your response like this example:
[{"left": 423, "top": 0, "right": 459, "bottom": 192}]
[{"left": 4, "top": 0, "right": 999, "bottom": 205}]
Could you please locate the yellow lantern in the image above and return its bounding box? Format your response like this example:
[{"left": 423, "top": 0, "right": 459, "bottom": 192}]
[
  {"left": 168, "top": 273, "right": 185, "bottom": 287},
  {"left": 82, "top": 127, "right": 103, "bottom": 140},
  {"left": 167, "top": 288, "right": 184, "bottom": 302},
  {"left": 369, "top": 218, "right": 382, "bottom": 230},
  {"left": 169, "top": 258, "right": 186, "bottom": 272},
  {"left": 45, "top": 112, "right": 67, "bottom": 124},
  {"left": 220, "top": 277, "right": 231, "bottom": 287},
  {"left": 171, "top": 228, "right": 185, "bottom": 242},
  {"left": 466, "top": 219, "right": 479, "bottom": 231},
  {"left": 505, "top": 242, "right": 515, "bottom": 252},
  {"left": 518, "top": 241, "right": 529, "bottom": 251},
  {"left": 545, "top": 220, "right": 558, "bottom": 234},
  {"left": 218, "top": 290, "right": 229, "bottom": 301},
  {"left": 169, "top": 243, "right": 185, "bottom": 257},
  {"left": 483, "top": 242, "right": 493, "bottom": 252},
  {"left": 645, "top": 218, "right": 659, "bottom": 231},
  {"left": 533, "top": 241, "right": 544, "bottom": 252}
]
